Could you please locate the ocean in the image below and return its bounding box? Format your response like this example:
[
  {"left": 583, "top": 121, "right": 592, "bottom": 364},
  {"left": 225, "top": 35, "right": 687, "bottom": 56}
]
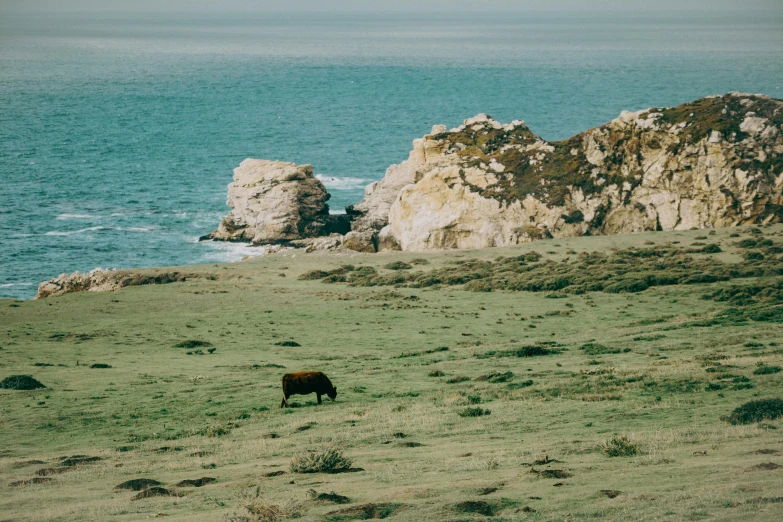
[{"left": 1, "top": 10, "right": 782, "bottom": 298}]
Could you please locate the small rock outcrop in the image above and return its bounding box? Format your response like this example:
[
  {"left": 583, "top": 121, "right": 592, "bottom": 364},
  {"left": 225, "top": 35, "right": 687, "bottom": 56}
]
[
  {"left": 36, "top": 269, "right": 189, "bottom": 299},
  {"left": 203, "top": 159, "right": 349, "bottom": 244},
  {"left": 349, "top": 93, "right": 782, "bottom": 251}
]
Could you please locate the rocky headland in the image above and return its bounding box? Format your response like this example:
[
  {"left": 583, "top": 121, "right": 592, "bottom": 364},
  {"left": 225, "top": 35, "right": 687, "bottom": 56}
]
[
  {"left": 205, "top": 92, "right": 783, "bottom": 253},
  {"left": 38, "top": 93, "right": 783, "bottom": 297}
]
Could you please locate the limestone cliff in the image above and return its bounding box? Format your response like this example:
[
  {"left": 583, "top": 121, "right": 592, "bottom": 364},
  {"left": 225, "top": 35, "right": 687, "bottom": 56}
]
[
  {"left": 204, "top": 159, "right": 349, "bottom": 245},
  {"left": 351, "top": 93, "right": 782, "bottom": 251}
]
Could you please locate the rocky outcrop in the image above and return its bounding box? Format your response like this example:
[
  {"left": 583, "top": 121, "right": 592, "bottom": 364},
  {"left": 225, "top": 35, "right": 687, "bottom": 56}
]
[
  {"left": 351, "top": 93, "right": 782, "bottom": 251},
  {"left": 204, "top": 159, "right": 349, "bottom": 245},
  {"left": 36, "top": 269, "right": 189, "bottom": 299}
]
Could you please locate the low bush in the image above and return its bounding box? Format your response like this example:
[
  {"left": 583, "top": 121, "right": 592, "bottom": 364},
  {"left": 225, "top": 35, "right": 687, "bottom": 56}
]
[
  {"left": 723, "top": 398, "right": 783, "bottom": 425},
  {"left": 458, "top": 407, "right": 491, "bottom": 417},
  {"left": 602, "top": 435, "right": 638, "bottom": 457},
  {"left": 0, "top": 375, "right": 46, "bottom": 390}
]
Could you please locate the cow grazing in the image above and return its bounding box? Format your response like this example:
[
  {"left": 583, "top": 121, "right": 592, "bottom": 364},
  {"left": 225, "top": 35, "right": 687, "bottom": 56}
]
[{"left": 281, "top": 371, "right": 337, "bottom": 408}]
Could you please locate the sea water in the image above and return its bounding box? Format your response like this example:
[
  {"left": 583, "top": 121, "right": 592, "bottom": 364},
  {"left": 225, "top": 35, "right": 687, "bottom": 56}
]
[{"left": 1, "top": 10, "right": 782, "bottom": 298}]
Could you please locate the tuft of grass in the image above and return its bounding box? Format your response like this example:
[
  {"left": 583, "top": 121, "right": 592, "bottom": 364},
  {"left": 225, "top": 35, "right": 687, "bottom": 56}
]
[
  {"left": 602, "top": 435, "right": 638, "bottom": 457},
  {"left": 290, "top": 448, "right": 353, "bottom": 474},
  {"left": 428, "top": 369, "right": 445, "bottom": 377},
  {"left": 447, "top": 376, "right": 471, "bottom": 384},
  {"left": 723, "top": 398, "right": 783, "bottom": 425}
]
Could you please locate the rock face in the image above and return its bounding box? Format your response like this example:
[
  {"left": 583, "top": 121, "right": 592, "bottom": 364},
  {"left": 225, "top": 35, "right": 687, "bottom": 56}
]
[
  {"left": 204, "top": 159, "right": 349, "bottom": 244},
  {"left": 348, "top": 93, "right": 783, "bottom": 251}
]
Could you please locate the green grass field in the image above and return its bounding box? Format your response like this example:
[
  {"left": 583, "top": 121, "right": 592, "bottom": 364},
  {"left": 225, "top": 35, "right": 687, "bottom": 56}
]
[{"left": 2, "top": 225, "right": 782, "bottom": 521}]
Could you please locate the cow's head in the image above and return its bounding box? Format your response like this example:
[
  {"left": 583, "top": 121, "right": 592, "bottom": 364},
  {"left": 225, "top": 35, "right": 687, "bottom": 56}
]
[{"left": 328, "top": 386, "right": 337, "bottom": 402}]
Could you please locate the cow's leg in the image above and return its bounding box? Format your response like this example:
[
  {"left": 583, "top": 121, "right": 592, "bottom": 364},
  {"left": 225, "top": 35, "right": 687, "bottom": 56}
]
[
  {"left": 317, "top": 393, "right": 322, "bottom": 404},
  {"left": 281, "top": 394, "right": 289, "bottom": 408}
]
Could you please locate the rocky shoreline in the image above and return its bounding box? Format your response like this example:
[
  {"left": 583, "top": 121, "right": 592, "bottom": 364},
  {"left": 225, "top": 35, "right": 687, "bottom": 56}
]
[{"left": 38, "top": 92, "right": 782, "bottom": 298}]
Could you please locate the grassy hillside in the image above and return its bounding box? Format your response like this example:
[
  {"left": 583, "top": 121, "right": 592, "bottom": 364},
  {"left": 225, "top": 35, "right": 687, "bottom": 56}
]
[{"left": 1, "top": 225, "right": 783, "bottom": 521}]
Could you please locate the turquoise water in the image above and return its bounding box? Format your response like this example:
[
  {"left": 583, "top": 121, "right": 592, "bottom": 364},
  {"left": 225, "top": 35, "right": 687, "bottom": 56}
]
[{"left": 1, "top": 11, "right": 782, "bottom": 298}]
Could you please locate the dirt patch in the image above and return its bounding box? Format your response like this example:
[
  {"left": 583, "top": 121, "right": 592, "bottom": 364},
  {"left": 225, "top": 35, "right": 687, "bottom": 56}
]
[
  {"left": 9, "top": 477, "right": 55, "bottom": 487},
  {"left": 175, "top": 477, "right": 216, "bottom": 487},
  {"left": 115, "top": 478, "right": 163, "bottom": 491},
  {"left": 453, "top": 500, "right": 498, "bottom": 516},
  {"left": 12, "top": 460, "right": 46, "bottom": 468},
  {"left": 750, "top": 449, "right": 780, "bottom": 455},
  {"left": 748, "top": 462, "right": 781, "bottom": 471},
  {"left": 131, "top": 487, "right": 178, "bottom": 500},
  {"left": 326, "top": 503, "right": 401, "bottom": 519},
  {"left": 0, "top": 375, "right": 46, "bottom": 390},
  {"left": 601, "top": 490, "right": 621, "bottom": 498}
]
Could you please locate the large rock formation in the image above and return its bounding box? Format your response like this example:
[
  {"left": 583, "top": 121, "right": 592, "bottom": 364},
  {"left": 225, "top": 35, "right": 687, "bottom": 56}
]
[
  {"left": 204, "top": 159, "right": 349, "bottom": 245},
  {"left": 348, "top": 93, "right": 782, "bottom": 251}
]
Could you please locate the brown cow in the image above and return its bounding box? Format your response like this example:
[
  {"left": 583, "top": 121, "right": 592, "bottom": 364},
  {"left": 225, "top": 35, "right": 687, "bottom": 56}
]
[{"left": 280, "top": 371, "right": 337, "bottom": 408}]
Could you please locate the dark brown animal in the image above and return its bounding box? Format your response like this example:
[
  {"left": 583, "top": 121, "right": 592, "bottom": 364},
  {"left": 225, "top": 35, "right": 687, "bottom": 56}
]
[{"left": 281, "top": 371, "right": 337, "bottom": 408}]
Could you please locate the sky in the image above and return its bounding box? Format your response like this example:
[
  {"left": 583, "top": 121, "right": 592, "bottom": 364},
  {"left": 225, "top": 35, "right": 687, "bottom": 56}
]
[{"left": 2, "top": 0, "right": 782, "bottom": 15}]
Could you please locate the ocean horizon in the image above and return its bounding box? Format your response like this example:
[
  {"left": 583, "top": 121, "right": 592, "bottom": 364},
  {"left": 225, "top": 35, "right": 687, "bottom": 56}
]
[{"left": 2, "top": 9, "right": 782, "bottom": 298}]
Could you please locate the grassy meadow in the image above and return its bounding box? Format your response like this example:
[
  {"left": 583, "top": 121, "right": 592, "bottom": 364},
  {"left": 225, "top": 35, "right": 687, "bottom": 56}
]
[{"left": 1, "top": 225, "right": 783, "bottom": 521}]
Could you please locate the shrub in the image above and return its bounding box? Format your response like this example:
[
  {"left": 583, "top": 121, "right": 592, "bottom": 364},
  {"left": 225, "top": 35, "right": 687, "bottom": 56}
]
[
  {"left": 290, "top": 448, "right": 352, "bottom": 474},
  {"left": 602, "top": 435, "right": 638, "bottom": 457},
  {"left": 458, "top": 407, "right": 491, "bottom": 417},
  {"left": 500, "top": 345, "right": 553, "bottom": 357},
  {"left": 723, "top": 399, "right": 783, "bottom": 425},
  {"left": 754, "top": 365, "right": 782, "bottom": 375},
  {"left": 0, "top": 375, "right": 46, "bottom": 390},
  {"left": 428, "top": 370, "right": 445, "bottom": 377},
  {"left": 410, "top": 258, "right": 430, "bottom": 265},
  {"left": 447, "top": 376, "right": 470, "bottom": 384},
  {"left": 580, "top": 343, "right": 620, "bottom": 355},
  {"left": 90, "top": 363, "right": 112, "bottom": 369}
]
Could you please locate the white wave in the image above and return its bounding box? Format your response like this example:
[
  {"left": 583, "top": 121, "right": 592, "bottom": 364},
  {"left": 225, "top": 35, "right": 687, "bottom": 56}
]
[
  {"left": 200, "top": 240, "right": 276, "bottom": 263},
  {"left": 329, "top": 209, "right": 347, "bottom": 215},
  {"left": 316, "top": 174, "right": 367, "bottom": 190},
  {"left": 45, "top": 226, "right": 105, "bottom": 236},
  {"left": 116, "top": 226, "right": 155, "bottom": 232},
  {"left": 0, "top": 282, "right": 33, "bottom": 288},
  {"left": 56, "top": 213, "right": 97, "bottom": 220}
]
